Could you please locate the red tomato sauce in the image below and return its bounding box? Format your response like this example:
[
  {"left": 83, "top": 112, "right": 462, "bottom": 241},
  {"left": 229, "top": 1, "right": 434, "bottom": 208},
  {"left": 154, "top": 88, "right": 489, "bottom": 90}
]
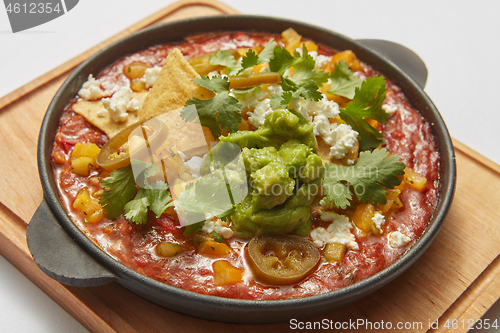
[{"left": 51, "top": 32, "right": 439, "bottom": 300}]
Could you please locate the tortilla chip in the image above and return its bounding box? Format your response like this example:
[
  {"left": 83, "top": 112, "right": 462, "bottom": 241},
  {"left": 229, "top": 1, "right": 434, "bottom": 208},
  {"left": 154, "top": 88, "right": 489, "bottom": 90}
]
[
  {"left": 140, "top": 48, "right": 214, "bottom": 121},
  {"left": 72, "top": 92, "right": 148, "bottom": 138},
  {"left": 156, "top": 107, "right": 214, "bottom": 160}
]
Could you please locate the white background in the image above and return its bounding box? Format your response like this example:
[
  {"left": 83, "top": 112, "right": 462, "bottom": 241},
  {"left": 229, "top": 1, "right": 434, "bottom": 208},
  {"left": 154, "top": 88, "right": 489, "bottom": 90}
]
[{"left": 0, "top": 0, "right": 499, "bottom": 332}]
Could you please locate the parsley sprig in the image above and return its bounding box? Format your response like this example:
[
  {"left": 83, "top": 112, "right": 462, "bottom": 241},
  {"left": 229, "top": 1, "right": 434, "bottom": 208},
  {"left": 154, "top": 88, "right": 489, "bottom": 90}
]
[{"left": 322, "top": 148, "right": 405, "bottom": 209}]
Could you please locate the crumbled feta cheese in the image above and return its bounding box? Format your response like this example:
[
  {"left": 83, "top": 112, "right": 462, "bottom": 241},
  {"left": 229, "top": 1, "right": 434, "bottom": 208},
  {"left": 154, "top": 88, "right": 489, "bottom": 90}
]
[
  {"left": 140, "top": 66, "right": 162, "bottom": 89},
  {"left": 382, "top": 100, "right": 398, "bottom": 115},
  {"left": 311, "top": 97, "right": 341, "bottom": 136},
  {"left": 353, "top": 71, "right": 367, "bottom": 80},
  {"left": 371, "top": 213, "right": 385, "bottom": 234},
  {"left": 388, "top": 231, "right": 411, "bottom": 248},
  {"left": 347, "top": 159, "right": 356, "bottom": 165},
  {"left": 310, "top": 213, "right": 359, "bottom": 250},
  {"left": 328, "top": 124, "right": 359, "bottom": 160},
  {"left": 96, "top": 109, "right": 108, "bottom": 118},
  {"left": 78, "top": 74, "right": 105, "bottom": 100},
  {"left": 101, "top": 87, "right": 140, "bottom": 123},
  {"left": 319, "top": 197, "right": 335, "bottom": 210},
  {"left": 247, "top": 98, "right": 273, "bottom": 128},
  {"left": 201, "top": 219, "right": 234, "bottom": 239},
  {"left": 289, "top": 97, "right": 315, "bottom": 121},
  {"left": 184, "top": 154, "right": 206, "bottom": 178}
]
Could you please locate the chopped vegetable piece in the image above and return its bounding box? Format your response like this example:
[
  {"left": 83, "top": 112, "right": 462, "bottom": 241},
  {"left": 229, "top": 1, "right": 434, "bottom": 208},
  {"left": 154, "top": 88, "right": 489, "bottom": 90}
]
[
  {"left": 157, "top": 242, "right": 184, "bottom": 258},
  {"left": 229, "top": 72, "right": 281, "bottom": 90},
  {"left": 213, "top": 260, "right": 243, "bottom": 285},
  {"left": 247, "top": 234, "right": 320, "bottom": 285},
  {"left": 404, "top": 168, "right": 427, "bottom": 190},
  {"left": 96, "top": 118, "right": 168, "bottom": 172},
  {"left": 351, "top": 203, "right": 376, "bottom": 233},
  {"left": 123, "top": 62, "right": 151, "bottom": 80},
  {"left": 323, "top": 243, "right": 346, "bottom": 262},
  {"left": 198, "top": 241, "right": 230, "bottom": 256},
  {"left": 73, "top": 189, "right": 104, "bottom": 223}
]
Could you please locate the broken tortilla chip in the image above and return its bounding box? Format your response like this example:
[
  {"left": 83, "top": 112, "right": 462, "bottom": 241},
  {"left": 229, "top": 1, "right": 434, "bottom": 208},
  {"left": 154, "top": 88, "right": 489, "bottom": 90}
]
[
  {"left": 73, "top": 91, "right": 148, "bottom": 138},
  {"left": 140, "top": 48, "right": 214, "bottom": 121}
]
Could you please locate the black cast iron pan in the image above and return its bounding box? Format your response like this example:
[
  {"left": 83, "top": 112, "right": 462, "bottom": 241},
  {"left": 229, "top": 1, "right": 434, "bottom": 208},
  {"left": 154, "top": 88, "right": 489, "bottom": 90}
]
[{"left": 27, "top": 15, "right": 456, "bottom": 324}]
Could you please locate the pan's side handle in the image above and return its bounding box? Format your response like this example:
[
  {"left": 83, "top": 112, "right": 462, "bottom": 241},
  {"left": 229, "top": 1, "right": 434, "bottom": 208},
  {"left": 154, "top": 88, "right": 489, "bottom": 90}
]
[
  {"left": 27, "top": 199, "right": 116, "bottom": 287},
  {"left": 356, "top": 39, "right": 428, "bottom": 89}
]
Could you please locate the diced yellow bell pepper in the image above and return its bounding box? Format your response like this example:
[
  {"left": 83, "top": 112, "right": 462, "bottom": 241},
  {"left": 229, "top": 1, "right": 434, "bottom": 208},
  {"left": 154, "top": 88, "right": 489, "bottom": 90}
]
[
  {"left": 352, "top": 203, "right": 376, "bottom": 233},
  {"left": 198, "top": 241, "right": 230, "bottom": 257},
  {"left": 328, "top": 50, "right": 362, "bottom": 72},
  {"left": 72, "top": 143, "right": 100, "bottom": 159},
  {"left": 73, "top": 189, "right": 103, "bottom": 223},
  {"left": 302, "top": 40, "right": 318, "bottom": 52},
  {"left": 323, "top": 243, "right": 346, "bottom": 262},
  {"left": 156, "top": 242, "right": 184, "bottom": 258},
  {"left": 404, "top": 168, "right": 427, "bottom": 191},
  {"left": 71, "top": 143, "right": 100, "bottom": 176},
  {"left": 376, "top": 189, "right": 403, "bottom": 213},
  {"left": 213, "top": 260, "right": 243, "bottom": 286},
  {"left": 282, "top": 28, "right": 302, "bottom": 53}
]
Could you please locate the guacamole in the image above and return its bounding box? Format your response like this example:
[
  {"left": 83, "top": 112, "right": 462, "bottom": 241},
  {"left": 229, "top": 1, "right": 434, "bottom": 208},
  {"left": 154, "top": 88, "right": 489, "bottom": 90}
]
[{"left": 212, "top": 109, "right": 324, "bottom": 238}]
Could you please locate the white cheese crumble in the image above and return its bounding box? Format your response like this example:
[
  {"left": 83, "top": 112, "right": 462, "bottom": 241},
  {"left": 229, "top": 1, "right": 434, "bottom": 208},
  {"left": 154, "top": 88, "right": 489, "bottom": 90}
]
[
  {"left": 140, "top": 66, "right": 162, "bottom": 89},
  {"left": 184, "top": 154, "right": 206, "bottom": 178},
  {"left": 236, "top": 84, "right": 283, "bottom": 128},
  {"left": 96, "top": 109, "right": 108, "bottom": 118},
  {"left": 382, "top": 100, "right": 398, "bottom": 115},
  {"left": 101, "top": 87, "right": 140, "bottom": 123},
  {"left": 327, "top": 124, "right": 359, "bottom": 160},
  {"left": 78, "top": 74, "right": 105, "bottom": 100},
  {"left": 201, "top": 219, "right": 234, "bottom": 239},
  {"left": 247, "top": 98, "right": 273, "bottom": 128},
  {"left": 388, "top": 231, "right": 411, "bottom": 248},
  {"left": 310, "top": 212, "right": 359, "bottom": 250},
  {"left": 371, "top": 213, "right": 385, "bottom": 234}
]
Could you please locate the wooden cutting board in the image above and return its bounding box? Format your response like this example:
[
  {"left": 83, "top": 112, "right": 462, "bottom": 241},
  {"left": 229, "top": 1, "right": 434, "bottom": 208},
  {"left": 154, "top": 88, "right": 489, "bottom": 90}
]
[{"left": 0, "top": 0, "right": 499, "bottom": 332}]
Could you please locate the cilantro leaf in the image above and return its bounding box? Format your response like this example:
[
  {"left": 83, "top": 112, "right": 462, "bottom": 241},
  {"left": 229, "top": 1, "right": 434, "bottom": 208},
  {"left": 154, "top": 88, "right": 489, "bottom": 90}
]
[
  {"left": 290, "top": 46, "right": 329, "bottom": 87},
  {"left": 339, "top": 76, "right": 389, "bottom": 150},
  {"left": 268, "top": 45, "right": 326, "bottom": 108},
  {"left": 172, "top": 176, "right": 235, "bottom": 235},
  {"left": 183, "top": 76, "right": 242, "bottom": 139},
  {"left": 99, "top": 165, "right": 137, "bottom": 220},
  {"left": 238, "top": 49, "right": 259, "bottom": 74},
  {"left": 327, "top": 60, "right": 363, "bottom": 99},
  {"left": 268, "top": 46, "right": 302, "bottom": 75},
  {"left": 322, "top": 148, "right": 405, "bottom": 209},
  {"left": 257, "top": 38, "right": 277, "bottom": 64},
  {"left": 209, "top": 50, "right": 240, "bottom": 76},
  {"left": 270, "top": 82, "right": 322, "bottom": 109},
  {"left": 147, "top": 181, "right": 172, "bottom": 218},
  {"left": 124, "top": 188, "right": 149, "bottom": 225}
]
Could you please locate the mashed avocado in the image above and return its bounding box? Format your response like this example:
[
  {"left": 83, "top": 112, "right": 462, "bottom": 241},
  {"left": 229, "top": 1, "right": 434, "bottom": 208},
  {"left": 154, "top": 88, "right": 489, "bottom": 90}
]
[{"left": 211, "top": 109, "right": 324, "bottom": 238}]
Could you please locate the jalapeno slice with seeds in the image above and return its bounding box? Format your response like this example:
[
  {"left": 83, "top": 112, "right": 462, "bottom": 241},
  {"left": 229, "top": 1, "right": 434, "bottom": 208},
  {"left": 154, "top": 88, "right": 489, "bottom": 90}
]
[
  {"left": 247, "top": 234, "right": 320, "bottom": 285},
  {"left": 96, "top": 118, "right": 168, "bottom": 171}
]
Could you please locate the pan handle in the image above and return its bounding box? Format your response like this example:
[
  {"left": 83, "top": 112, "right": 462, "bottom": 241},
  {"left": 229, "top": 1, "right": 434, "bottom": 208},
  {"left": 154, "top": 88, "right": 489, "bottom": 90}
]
[
  {"left": 27, "top": 199, "right": 116, "bottom": 287},
  {"left": 356, "top": 39, "right": 428, "bottom": 89}
]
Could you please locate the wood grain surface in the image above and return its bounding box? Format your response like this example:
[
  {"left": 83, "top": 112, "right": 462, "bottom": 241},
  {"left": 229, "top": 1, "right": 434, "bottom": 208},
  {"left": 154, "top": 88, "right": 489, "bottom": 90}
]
[{"left": 0, "top": 1, "right": 499, "bottom": 332}]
